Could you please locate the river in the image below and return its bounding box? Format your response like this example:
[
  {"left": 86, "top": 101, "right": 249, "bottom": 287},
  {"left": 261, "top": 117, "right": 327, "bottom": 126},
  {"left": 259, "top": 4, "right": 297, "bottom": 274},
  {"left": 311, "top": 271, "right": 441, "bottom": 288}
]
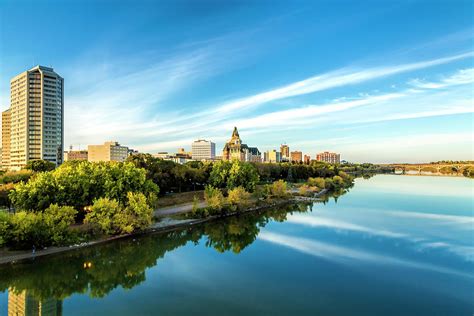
[{"left": 0, "top": 175, "right": 473, "bottom": 315}]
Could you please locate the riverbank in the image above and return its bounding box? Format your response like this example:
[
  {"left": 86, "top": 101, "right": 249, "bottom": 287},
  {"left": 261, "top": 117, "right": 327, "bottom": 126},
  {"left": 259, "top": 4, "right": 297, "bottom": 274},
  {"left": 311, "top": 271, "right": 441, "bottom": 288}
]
[{"left": 0, "top": 193, "right": 320, "bottom": 265}]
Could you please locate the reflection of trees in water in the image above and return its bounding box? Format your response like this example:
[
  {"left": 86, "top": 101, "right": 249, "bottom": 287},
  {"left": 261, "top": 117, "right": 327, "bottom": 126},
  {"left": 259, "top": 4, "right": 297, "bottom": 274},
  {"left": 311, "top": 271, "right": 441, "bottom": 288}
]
[{"left": 0, "top": 196, "right": 346, "bottom": 303}]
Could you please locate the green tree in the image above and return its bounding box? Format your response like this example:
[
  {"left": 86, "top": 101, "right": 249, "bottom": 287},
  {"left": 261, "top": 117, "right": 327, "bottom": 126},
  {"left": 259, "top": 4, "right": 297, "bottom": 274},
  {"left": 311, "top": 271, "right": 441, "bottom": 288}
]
[
  {"left": 25, "top": 160, "right": 56, "bottom": 172},
  {"left": 10, "top": 161, "right": 158, "bottom": 212},
  {"left": 210, "top": 160, "right": 259, "bottom": 192}
]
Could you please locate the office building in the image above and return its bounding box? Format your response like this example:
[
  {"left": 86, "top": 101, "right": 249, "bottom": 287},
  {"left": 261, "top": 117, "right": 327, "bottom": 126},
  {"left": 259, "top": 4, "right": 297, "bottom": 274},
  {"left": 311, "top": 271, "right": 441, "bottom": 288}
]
[
  {"left": 316, "top": 151, "right": 341, "bottom": 164},
  {"left": 265, "top": 150, "right": 281, "bottom": 163},
  {"left": 88, "top": 141, "right": 129, "bottom": 162},
  {"left": 290, "top": 151, "right": 302, "bottom": 163},
  {"left": 7, "top": 66, "right": 64, "bottom": 170},
  {"left": 280, "top": 144, "right": 289, "bottom": 161},
  {"left": 192, "top": 140, "right": 215, "bottom": 161},
  {"left": 2, "top": 109, "right": 11, "bottom": 168}
]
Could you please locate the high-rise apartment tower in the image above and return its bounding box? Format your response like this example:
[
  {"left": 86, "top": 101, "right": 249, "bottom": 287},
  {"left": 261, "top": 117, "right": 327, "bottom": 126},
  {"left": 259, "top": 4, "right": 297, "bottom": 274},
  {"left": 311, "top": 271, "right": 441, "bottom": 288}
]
[{"left": 7, "top": 66, "right": 64, "bottom": 170}]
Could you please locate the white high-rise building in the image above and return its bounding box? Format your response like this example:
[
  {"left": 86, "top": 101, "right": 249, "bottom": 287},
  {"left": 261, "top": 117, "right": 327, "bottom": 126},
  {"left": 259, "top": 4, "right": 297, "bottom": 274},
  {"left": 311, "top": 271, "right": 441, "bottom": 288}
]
[
  {"left": 7, "top": 66, "right": 64, "bottom": 170},
  {"left": 191, "top": 140, "right": 215, "bottom": 161}
]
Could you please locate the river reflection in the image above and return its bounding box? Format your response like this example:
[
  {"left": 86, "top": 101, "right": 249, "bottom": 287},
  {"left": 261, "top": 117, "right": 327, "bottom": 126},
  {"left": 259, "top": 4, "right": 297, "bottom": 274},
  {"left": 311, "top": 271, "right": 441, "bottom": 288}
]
[
  {"left": 1, "top": 175, "right": 472, "bottom": 315},
  {"left": 0, "top": 201, "right": 316, "bottom": 313}
]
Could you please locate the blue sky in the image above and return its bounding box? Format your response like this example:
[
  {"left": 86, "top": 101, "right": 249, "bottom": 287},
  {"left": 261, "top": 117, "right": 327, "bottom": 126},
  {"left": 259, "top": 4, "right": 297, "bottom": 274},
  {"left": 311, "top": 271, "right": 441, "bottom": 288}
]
[{"left": 0, "top": 0, "right": 473, "bottom": 163}]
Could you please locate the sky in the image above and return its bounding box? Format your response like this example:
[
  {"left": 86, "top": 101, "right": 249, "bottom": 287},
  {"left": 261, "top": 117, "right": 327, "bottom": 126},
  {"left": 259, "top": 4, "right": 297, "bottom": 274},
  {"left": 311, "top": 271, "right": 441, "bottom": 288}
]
[{"left": 0, "top": 0, "right": 473, "bottom": 163}]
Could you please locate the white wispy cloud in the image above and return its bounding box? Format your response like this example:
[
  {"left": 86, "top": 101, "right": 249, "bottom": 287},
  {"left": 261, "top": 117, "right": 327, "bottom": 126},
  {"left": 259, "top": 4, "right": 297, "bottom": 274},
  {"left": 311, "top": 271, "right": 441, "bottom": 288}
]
[
  {"left": 62, "top": 42, "right": 473, "bottom": 158},
  {"left": 213, "top": 52, "right": 473, "bottom": 114},
  {"left": 408, "top": 68, "right": 474, "bottom": 89}
]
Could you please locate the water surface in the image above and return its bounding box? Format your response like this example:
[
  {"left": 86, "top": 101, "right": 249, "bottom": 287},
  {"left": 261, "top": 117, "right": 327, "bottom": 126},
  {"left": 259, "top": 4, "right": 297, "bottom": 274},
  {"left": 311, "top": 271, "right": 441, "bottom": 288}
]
[{"left": 1, "top": 175, "right": 473, "bottom": 315}]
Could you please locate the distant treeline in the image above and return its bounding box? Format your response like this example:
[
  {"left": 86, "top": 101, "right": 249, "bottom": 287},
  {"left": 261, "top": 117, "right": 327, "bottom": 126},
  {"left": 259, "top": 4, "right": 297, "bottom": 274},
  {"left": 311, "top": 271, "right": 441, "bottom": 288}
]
[{"left": 429, "top": 160, "right": 474, "bottom": 164}]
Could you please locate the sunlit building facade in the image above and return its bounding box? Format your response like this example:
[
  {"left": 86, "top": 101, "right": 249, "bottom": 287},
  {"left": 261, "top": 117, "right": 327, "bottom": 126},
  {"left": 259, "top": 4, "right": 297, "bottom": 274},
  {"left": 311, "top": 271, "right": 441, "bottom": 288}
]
[
  {"left": 316, "top": 151, "right": 341, "bottom": 164},
  {"left": 2, "top": 109, "right": 11, "bottom": 169},
  {"left": 222, "top": 127, "right": 249, "bottom": 161},
  {"left": 88, "top": 141, "right": 129, "bottom": 162},
  {"left": 192, "top": 140, "right": 215, "bottom": 160},
  {"left": 290, "top": 151, "right": 302, "bottom": 163},
  {"left": 7, "top": 66, "right": 64, "bottom": 170},
  {"left": 64, "top": 150, "right": 88, "bottom": 161},
  {"left": 265, "top": 150, "right": 281, "bottom": 163},
  {"left": 280, "top": 144, "right": 289, "bottom": 161},
  {"left": 8, "top": 289, "right": 62, "bottom": 316}
]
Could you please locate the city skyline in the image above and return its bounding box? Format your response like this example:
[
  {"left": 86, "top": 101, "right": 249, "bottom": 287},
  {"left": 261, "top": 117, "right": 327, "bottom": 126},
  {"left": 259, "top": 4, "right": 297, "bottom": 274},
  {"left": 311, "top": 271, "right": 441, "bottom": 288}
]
[{"left": 0, "top": 1, "right": 473, "bottom": 163}]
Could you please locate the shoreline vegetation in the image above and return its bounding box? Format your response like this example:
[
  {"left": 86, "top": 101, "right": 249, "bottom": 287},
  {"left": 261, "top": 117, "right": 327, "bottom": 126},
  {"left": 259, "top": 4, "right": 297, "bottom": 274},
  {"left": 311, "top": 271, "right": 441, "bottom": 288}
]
[
  {"left": 0, "top": 202, "right": 321, "bottom": 301},
  {"left": 0, "top": 155, "right": 468, "bottom": 265}
]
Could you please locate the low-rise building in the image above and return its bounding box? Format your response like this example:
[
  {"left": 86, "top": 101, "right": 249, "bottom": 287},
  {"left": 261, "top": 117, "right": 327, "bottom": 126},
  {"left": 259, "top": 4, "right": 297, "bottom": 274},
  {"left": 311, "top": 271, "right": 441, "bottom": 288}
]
[
  {"left": 88, "top": 141, "right": 129, "bottom": 162},
  {"left": 64, "top": 150, "right": 88, "bottom": 161},
  {"left": 290, "top": 151, "right": 302, "bottom": 163},
  {"left": 316, "top": 151, "right": 341, "bottom": 164},
  {"left": 154, "top": 152, "right": 170, "bottom": 159},
  {"left": 247, "top": 147, "right": 261, "bottom": 162}
]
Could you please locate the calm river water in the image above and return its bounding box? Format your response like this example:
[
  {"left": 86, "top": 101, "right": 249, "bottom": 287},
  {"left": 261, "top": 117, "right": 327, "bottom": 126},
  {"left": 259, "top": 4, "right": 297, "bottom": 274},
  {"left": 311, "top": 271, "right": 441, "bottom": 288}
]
[{"left": 0, "top": 175, "right": 473, "bottom": 315}]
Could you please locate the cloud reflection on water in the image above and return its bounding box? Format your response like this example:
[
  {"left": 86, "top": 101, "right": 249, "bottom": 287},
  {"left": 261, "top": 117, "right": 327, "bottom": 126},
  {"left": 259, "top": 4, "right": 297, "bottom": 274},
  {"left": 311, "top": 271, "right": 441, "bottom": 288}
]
[{"left": 258, "top": 231, "right": 472, "bottom": 279}]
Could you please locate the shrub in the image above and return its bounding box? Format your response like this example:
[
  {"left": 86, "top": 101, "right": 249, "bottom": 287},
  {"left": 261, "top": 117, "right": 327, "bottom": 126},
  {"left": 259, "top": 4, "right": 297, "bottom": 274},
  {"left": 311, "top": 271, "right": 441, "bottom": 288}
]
[
  {"left": 269, "top": 180, "right": 288, "bottom": 198},
  {"left": 332, "top": 175, "right": 345, "bottom": 188},
  {"left": 192, "top": 195, "right": 200, "bottom": 213},
  {"left": 0, "top": 211, "right": 12, "bottom": 247},
  {"left": 307, "top": 177, "right": 325, "bottom": 189},
  {"left": 0, "top": 205, "right": 77, "bottom": 249},
  {"left": 204, "top": 185, "right": 226, "bottom": 212},
  {"left": 324, "top": 178, "right": 334, "bottom": 190},
  {"left": 84, "top": 198, "right": 121, "bottom": 235},
  {"left": 85, "top": 193, "right": 153, "bottom": 236},
  {"left": 121, "top": 192, "right": 153, "bottom": 233},
  {"left": 298, "top": 184, "right": 312, "bottom": 197},
  {"left": 227, "top": 186, "right": 251, "bottom": 209},
  {"left": 42, "top": 204, "right": 78, "bottom": 244}
]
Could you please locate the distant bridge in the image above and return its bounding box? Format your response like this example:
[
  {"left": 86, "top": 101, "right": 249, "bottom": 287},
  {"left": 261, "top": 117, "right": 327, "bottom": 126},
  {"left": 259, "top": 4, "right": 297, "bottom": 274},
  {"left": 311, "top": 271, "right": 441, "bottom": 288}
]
[{"left": 382, "top": 163, "right": 472, "bottom": 175}]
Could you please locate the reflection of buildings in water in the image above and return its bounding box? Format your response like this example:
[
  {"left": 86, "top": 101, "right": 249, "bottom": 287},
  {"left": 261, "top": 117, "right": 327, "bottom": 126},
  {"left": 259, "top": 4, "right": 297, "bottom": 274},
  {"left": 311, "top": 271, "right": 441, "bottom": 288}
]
[{"left": 8, "top": 289, "right": 62, "bottom": 316}]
